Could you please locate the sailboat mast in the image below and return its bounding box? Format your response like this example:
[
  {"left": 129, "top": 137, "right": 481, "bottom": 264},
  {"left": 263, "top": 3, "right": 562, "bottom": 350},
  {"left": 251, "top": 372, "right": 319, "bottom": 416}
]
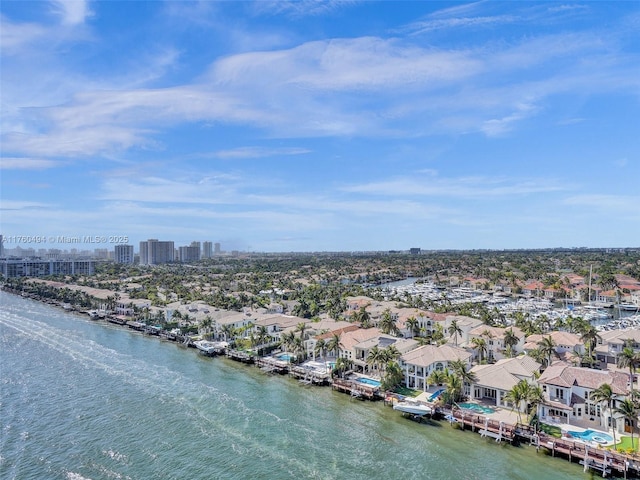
[{"left": 588, "top": 264, "right": 593, "bottom": 304}]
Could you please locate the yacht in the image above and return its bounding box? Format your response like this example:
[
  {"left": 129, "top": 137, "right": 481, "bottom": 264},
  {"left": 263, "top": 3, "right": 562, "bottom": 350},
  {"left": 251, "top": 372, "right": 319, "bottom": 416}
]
[
  {"left": 393, "top": 399, "right": 433, "bottom": 416},
  {"left": 618, "top": 303, "right": 639, "bottom": 312},
  {"left": 193, "top": 340, "right": 228, "bottom": 356}
]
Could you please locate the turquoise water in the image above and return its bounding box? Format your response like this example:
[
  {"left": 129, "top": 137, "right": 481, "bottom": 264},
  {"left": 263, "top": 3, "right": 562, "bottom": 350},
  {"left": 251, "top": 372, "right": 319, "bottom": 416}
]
[
  {"left": 0, "top": 292, "right": 587, "bottom": 479},
  {"left": 457, "top": 402, "right": 496, "bottom": 414},
  {"left": 276, "top": 353, "right": 294, "bottom": 361},
  {"left": 567, "top": 429, "right": 613, "bottom": 443},
  {"left": 356, "top": 377, "right": 381, "bottom": 387}
]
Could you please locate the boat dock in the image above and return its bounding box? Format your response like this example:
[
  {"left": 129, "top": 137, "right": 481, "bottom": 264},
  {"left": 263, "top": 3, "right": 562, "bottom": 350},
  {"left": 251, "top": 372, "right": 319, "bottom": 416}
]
[
  {"left": 536, "top": 434, "right": 639, "bottom": 478},
  {"left": 289, "top": 364, "right": 331, "bottom": 385},
  {"left": 226, "top": 349, "right": 255, "bottom": 364},
  {"left": 438, "top": 407, "right": 640, "bottom": 478},
  {"left": 256, "top": 357, "right": 290, "bottom": 374},
  {"left": 445, "top": 409, "right": 515, "bottom": 443},
  {"left": 332, "top": 378, "right": 380, "bottom": 400}
]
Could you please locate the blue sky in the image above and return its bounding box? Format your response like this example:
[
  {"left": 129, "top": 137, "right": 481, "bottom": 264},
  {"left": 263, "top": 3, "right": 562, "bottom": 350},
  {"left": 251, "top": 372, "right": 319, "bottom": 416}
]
[{"left": 1, "top": 1, "right": 639, "bottom": 253}]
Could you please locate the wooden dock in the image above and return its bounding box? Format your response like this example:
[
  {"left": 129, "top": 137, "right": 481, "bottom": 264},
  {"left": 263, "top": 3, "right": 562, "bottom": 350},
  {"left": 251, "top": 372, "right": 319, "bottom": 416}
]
[
  {"left": 289, "top": 365, "right": 330, "bottom": 385},
  {"left": 440, "top": 407, "right": 640, "bottom": 478},
  {"left": 536, "top": 434, "right": 639, "bottom": 478},
  {"left": 332, "top": 378, "right": 380, "bottom": 400},
  {"left": 256, "top": 357, "right": 290, "bottom": 374},
  {"left": 226, "top": 349, "right": 255, "bottom": 364},
  {"left": 448, "top": 409, "right": 515, "bottom": 443}
]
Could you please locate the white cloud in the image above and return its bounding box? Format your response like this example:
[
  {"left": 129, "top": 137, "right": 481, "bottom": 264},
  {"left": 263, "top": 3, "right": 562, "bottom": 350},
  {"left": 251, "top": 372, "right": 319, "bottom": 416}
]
[
  {"left": 252, "top": 0, "right": 357, "bottom": 18},
  {"left": 406, "top": 15, "right": 517, "bottom": 35},
  {"left": 0, "top": 157, "right": 60, "bottom": 170},
  {"left": 564, "top": 194, "right": 640, "bottom": 216},
  {"left": 0, "top": 15, "right": 47, "bottom": 53},
  {"left": 342, "top": 173, "right": 568, "bottom": 198},
  {"left": 212, "top": 146, "right": 311, "bottom": 160},
  {"left": 50, "top": 0, "right": 92, "bottom": 26}
]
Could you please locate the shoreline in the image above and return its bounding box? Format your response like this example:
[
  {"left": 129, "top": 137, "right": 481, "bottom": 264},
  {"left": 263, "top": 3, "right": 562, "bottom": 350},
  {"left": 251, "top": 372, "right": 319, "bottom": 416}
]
[{"left": 4, "top": 286, "right": 640, "bottom": 478}]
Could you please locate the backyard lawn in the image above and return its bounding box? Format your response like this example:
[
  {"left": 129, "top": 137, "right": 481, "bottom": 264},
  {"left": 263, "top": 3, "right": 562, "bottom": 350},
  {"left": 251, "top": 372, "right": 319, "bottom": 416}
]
[{"left": 615, "top": 436, "right": 639, "bottom": 455}]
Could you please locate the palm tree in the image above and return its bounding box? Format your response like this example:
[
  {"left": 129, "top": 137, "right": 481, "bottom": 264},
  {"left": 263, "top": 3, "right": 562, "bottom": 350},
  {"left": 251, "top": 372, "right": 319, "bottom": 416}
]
[
  {"left": 291, "top": 336, "right": 305, "bottom": 362},
  {"left": 326, "top": 333, "right": 342, "bottom": 359},
  {"left": 367, "top": 346, "right": 384, "bottom": 376},
  {"left": 527, "top": 385, "right": 544, "bottom": 424},
  {"left": 427, "top": 369, "right": 448, "bottom": 389},
  {"left": 199, "top": 315, "right": 213, "bottom": 339},
  {"left": 537, "top": 335, "right": 558, "bottom": 368},
  {"left": 405, "top": 316, "right": 420, "bottom": 338},
  {"left": 580, "top": 326, "right": 602, "bottom": 360},
  {"left": 505, "top": 380, "right": 530, "bottom": 424},
  {"left": 381, "top": 360, "right": 404, "bottom": 392},
  {"left": 471, "top": 337, "right": 488, "bottom": 364},
  {"left": 617, "top": 342, "right": 640, "bottom": 394},
  {"left": 505, "top": 380, "right": 543, "bottom": 425},
  {"left": 449, "top": 359, "right": 477, "bottom": 394},
  {"left": 281, "top": 331, "right": 296, "bottom": 353},
  {"left": 432, "top": 323, "right": 446, "bottom": 345},
  {"left": 314, "top": 339, "right": 327, "bottom": 360},
  {"left": 333, "top": 357, "right": 353, "bottom": 379},
  {"left": 614, "top": 398, "right": 638, "bottom": 451},
  {"left": 448, "top": 319, "right": 462, "bottom": 347},
  {"left": 481, "top": 329, "right": 496, "bottom": 362},
  {"left": 503, "top": 328, "right": 520, "bottom": 358},
  {"left": 295, "top": 322, "right": 309, "bottom": 340},
  {"left": 256, "top": 325, "right": 269, "bottom": 355},
  {"left": 379, "top": 308, "right": 399, "bottom": 336},
  {"left": 444, "top": 372, "right": 463, "bottom": 404},
  {"left": 220, "top": 324, "right": 236, "bottom": 342},
  {"left": 354, "top": 306, "right": 371, "bottom": 328},
  {"left": 591, "top": 383, "right": 618, "bottom": 449}
]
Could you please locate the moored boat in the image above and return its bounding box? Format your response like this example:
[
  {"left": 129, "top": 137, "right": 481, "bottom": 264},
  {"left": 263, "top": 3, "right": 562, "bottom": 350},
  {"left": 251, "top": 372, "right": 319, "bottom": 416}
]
[
  {"left": 393, "top": 399, "right": 433, "bottom": 416},
  {"left": 193, "top": 340, "right": 228, "bottom": 356}
]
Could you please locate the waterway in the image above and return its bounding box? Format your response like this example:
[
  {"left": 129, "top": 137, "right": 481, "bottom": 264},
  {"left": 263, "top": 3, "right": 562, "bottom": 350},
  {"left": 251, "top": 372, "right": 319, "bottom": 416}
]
[{"left": 0, "top": 291, "right": 586, "bottom": 479}]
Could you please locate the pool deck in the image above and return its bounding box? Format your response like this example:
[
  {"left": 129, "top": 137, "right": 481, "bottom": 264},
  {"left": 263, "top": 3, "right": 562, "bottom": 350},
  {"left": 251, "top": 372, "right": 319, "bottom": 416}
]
[{"left": 332, "top": 375, "right": 381, "bottom": 400}]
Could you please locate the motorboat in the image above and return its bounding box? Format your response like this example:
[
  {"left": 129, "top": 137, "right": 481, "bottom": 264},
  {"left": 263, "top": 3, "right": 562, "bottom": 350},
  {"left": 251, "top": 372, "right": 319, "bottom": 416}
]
[
  {"left": 618, "top": 303, "right": 639, "bottom": 312},
  {"left": 393, "top": 399, "right": 433, "bottom": 416},
  {"left": 193, "top": 340, "right": 228, "bottom": 356}
]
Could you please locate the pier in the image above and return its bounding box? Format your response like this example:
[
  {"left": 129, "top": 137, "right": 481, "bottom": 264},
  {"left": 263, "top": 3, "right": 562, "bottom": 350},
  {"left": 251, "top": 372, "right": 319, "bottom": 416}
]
[
  {"left": 536, "top": 434, "right": 640, "bottom": 478},
  {"left": 289, "top": 365, "right": 331, "bottom": 385},
  {"left": 256, "top": 357, "right": 290, "bottom": 374},
  {"left": 226, "top": 349, "right": 255, "bottom": 364},
  {"left": 445, "top": 409, "right": 515, "bottom": 443},
  {"left": 437, "top": 406, "right": 640, "bottom": 478},
  {"left": 332, "top": 378, "right": 380, "bottom": 400}
]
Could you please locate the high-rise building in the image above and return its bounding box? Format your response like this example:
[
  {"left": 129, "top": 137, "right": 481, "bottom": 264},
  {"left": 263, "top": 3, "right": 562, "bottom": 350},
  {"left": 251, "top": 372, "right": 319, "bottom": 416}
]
[
  {"left": 190, "top": 241, "right": 201, "bottom": 259},
  {"left": 214, "top": 242, "right": 221, "bottom": 254},
  {"left": 0, "top": 258, "right": 95, "bottom": 277},
  {"left": 114, "top": 244, "right": 134, "bottom": 264},
  {"left": 179, "top": 245, "right": 200, "bottom": 263},
  {"left": 139, "top": 239, "right": 175, "bottom": 265},
  {"left": 202, "top": 241, "right": 213, "bottom": 259}
]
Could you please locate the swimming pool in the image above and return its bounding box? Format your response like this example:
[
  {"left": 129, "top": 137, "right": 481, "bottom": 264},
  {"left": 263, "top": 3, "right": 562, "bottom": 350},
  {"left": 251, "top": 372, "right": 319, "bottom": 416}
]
[
  {"left": 356, "top": 377, "right": 381, "bottom": 387},
  {"left": 429, "top": 388, "right": 445, "bottom": 402},
  {"left": 276, "top": 353, "right": 294, "bottom": 362},
  {"left": 566, "top": 429, "right": 613, "bottom": 444},
  {"left": 457, "top": 402, "right": 495, "bottom": 414}
]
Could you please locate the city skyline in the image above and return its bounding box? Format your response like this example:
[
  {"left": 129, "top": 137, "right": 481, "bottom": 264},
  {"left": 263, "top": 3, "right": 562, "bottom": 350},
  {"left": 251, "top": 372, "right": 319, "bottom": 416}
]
[{"left": 1, "top": 1, "right": 639, "bottom": 252}]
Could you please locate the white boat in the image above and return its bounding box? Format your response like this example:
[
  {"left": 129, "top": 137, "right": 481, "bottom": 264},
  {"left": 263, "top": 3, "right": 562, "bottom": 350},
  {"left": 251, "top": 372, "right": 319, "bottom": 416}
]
[
  {"left": 618, "top": 303, "right": 639, "bottom": 312},
  {"left": 193, "top": 340, "right": 228, "bottom": 355},
  {"left": 393, "top": 399, "right": 433, "bottom": 416}
]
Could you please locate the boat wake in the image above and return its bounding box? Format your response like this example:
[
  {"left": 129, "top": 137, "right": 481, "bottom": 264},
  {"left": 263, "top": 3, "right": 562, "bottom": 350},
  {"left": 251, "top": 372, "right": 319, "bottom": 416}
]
[{"left": 0, "top": 304, "right": 328, "bottom": 479}]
